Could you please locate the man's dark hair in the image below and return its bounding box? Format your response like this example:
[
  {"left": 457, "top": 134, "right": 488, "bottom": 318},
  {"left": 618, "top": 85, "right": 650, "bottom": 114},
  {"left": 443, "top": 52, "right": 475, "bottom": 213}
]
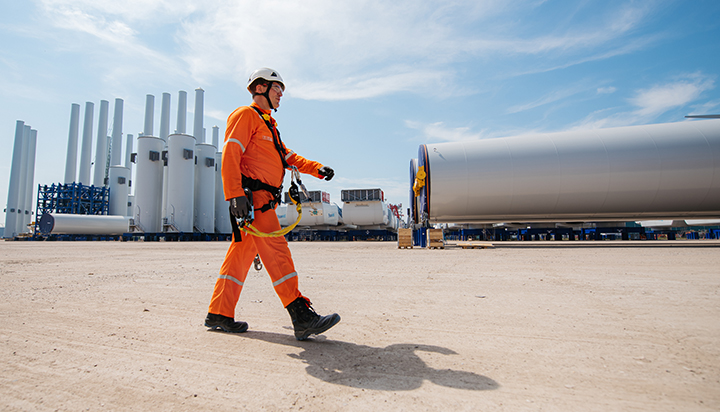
[{"left": 249, "top": 78, "right": 270, "bottom": 94}]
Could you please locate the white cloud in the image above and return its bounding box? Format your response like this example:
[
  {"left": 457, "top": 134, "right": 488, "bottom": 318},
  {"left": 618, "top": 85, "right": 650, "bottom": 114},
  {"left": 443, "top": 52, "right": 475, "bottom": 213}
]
[
  {"left": 597, "top": 86, "right": 616, "bottom": 94},
  {"left": 177, "top": 0, "right": 479, "bottom": 95},
  {"left": 406, "top": 120, "right": 487, "bottom": 142},
  {"left": 292, "top": 68, "right": 451, "bottom": 101},
  {"left": 573, "top": 73, "right": 717, "bottom": 129},
  {"left": 687, "top": 99, "right": 720, "bottom": 116},
  {"left": 28, "top": 0, "right": 662, "bottom": 101},
  {"left": 506, "top": 86, "right": 585, "bottom": 114},
  {"left": 176, "top": 1, "right": 657, "bottom": 100},
  {"left": 466, "top": 2, "right": 653, "bottom": 56},
  {"left": 34, "top": 0, "right": 193, "bottom": 88},
  {"left": 629, "top": 73, "right": 715, "bottom": 117},
  {"left": 38, "top": 0, "right": 197, "bottom": 23}
]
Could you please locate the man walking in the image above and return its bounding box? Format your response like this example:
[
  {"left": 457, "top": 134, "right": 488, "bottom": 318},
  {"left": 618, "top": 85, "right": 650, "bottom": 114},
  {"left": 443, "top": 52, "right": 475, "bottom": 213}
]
[{"left": 205, "top": 68, "right": 340, "bottom": 340}]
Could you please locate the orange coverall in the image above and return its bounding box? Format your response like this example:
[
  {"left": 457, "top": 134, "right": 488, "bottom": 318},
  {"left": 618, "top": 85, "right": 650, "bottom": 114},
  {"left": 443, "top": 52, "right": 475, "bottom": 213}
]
[{"left": 208, "top": 102, "right": 324, "bottom": 318}]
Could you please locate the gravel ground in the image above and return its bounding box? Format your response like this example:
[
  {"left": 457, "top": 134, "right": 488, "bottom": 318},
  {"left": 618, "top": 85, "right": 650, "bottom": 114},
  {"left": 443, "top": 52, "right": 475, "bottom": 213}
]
[{"left": 1, "top": 240, "right": 719, "bottom": 411}]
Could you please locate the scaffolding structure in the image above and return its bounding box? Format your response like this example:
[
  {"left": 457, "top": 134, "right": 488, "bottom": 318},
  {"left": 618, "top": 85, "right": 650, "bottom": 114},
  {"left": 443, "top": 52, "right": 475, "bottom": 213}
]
[{"left": 35, "top": 183, "right": 109, "bottom": 231}]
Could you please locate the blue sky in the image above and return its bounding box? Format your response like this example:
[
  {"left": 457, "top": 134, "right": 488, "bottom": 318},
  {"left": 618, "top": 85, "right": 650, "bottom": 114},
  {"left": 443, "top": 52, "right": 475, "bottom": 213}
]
[{"left": 2, "top": 0, "right": 720, "bottom": 224}]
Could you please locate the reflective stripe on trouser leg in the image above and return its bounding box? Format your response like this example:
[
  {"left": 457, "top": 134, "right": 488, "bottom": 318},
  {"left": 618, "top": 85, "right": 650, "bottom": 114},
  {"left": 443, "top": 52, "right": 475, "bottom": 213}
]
[
  {"left": 208, "top": 232, "right": 257, "bottom": 318},
  {"left": 252, "top": 191, "right": 302, "bottom": 307}
]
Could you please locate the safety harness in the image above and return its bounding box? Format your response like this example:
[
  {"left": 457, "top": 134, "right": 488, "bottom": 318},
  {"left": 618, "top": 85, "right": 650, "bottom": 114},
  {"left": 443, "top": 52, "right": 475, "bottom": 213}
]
[
  {"left": 229, "top": 105, "right": 307, "bottom": 242},
  {"left": 230, "top": 167, "right": 306, "bottom": 242},
  {"left": 252, "top": 105, "right": 289, "bottom": 167},
  {"left": 241, "top": 105, "right": 290, "bottom": 214}
]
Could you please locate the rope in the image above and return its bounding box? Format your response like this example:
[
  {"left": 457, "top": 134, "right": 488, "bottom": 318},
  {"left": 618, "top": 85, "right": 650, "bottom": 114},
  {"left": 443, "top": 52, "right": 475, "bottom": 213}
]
[
  {"left": 240, "top": 199, "right": 302, "bottom": 238},
  {"left": 235, "top": 166, "right": 306, "bottom": 238}
]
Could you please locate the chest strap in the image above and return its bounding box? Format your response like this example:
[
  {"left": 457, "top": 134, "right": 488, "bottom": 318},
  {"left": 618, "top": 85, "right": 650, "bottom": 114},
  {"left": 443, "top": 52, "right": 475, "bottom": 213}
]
[{"left": 250, "top": 106, "right": 289, "bottom": 170}]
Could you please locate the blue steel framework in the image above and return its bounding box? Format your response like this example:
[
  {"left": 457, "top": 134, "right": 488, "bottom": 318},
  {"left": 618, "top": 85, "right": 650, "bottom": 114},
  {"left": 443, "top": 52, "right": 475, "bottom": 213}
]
[{"left": 34, "top": 183, "right": 109, "bottom": 233}]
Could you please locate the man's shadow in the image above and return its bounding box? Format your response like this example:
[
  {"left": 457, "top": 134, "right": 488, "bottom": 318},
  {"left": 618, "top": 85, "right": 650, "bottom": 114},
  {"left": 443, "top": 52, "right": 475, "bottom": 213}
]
[{"left": 232, "top": 330, "right": 499, "bottom": 391}]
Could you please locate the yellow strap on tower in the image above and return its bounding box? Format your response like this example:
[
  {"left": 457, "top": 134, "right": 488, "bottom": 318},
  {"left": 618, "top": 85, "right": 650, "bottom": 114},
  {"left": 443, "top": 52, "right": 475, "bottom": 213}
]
[{"left": 413, "top": 166, "right": 426, "bottom": 197}]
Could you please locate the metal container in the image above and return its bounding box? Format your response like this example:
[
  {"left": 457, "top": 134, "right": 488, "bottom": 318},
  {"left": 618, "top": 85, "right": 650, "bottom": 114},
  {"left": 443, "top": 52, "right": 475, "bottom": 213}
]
[
  {"left": 134, "top": 136, "right": 165, "bottom": 232},
  {"left": 285, "top": 202, "right": 340, "bottom": 227},
  {"left": 342, "top": 201, "right": 389, "bottom": 227},
  {"left": 38, "top": 213, "right": 129, "bottom": 235},
  {"left": 193, "top": 142, "right": 216, "bottom": 233},
  {"left": 275, "top": 204, "right": 289, "bottom": 227},
  {"left": 165, "top": 133, "right": 196, "bottom": 232},
  {"left": 214, "top": 151, "right": 232, "bottom": 233},
  {"left": 108, "top": 165, "right": 130, "bottom": 216}
]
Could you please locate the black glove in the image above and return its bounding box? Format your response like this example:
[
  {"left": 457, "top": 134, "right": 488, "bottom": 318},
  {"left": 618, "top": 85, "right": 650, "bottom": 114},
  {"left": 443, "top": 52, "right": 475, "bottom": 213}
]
[
  {"left": 318, "top": 166, "right": 334, "bottom": 181},
  {"left": 229, "top": 196, "right": 252, "bottom": 219}
]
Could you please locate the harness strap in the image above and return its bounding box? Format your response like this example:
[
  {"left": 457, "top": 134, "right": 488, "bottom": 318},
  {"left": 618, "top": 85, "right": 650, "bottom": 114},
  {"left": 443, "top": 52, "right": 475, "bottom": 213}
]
[
  {"left": 230, "top": 173, "right": 304, "bottom": 243},
  {"left": 251, "top": 106, "right": 289, "bottom": 170},
  {"left": 242, "top": 175, "right": 282, "bottom": 213}
]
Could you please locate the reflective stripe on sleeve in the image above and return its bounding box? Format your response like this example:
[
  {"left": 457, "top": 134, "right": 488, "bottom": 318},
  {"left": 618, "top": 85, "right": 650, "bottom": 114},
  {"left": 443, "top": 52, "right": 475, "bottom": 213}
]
[
  {"left": 272, "top": 272, "right": 298, "bottom": 287},
  {"left": 284, "top": 151, "right": 294, "bottom": 161},
  {"left": 219, "top": 274, "right": 244, "bottom": 287},
  {"left": 225, "top": 138, "right": 246, "bottom": 153}
]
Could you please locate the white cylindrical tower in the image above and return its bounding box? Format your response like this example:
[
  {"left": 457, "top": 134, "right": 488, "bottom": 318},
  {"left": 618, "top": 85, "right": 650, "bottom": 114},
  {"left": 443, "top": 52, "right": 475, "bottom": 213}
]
[
  {"left": 22, "top": 129, "right": 38, "bottom": 231},
  {"left": 194, "top": 143, "right": 216, "bottom": 233},
  {"left": 214, "top": 151, "right": 232, "bottom": 234},
  {"left": 127, "top": 194, "right": 134, "bottom": 220},
  {"left": 176, "top": 90, "right": 187, "bottom": 134},
  {"left": 125, "top": 134, "right": 134, "bottom": 216},
  {"left": 108, "top": 165, "right": 130, "bottom": 216},
  {"left": 160, "top": 92, "right": 171, "bottom": 141},
  {"left": 111, "top": 98, "right": 124, "bottom": 166},
  {"left": 4, "top": 120, "right": 26, "bottom": 238},
  {"left": 193, "top": 88, "right": 204, "bottom": 143},
  {"left": 161, "top": 146, "right": 170, "bottom": 224},
  {"left": 212, "top": 126, "right": 219, "bottom": 149},
  {"left": 417, "top": 119, "right": 720, "bottom": 223},
  {"left": 78, "top": 101, "right": 94, "bottom": 185},
  {"left": 125, "top": 134, "right": 133, "bottom": 166},
  {"left": 134, "top": 136, "right": 165, "bottom": 233},
  {"left": 64, "top": 104, "right": 80, "bottom": 183},
  {"left": 15, "top": 125, "right": 30, "bottom": 235},
  {"left": 166, "top": 133, "right": 196, "bottom": 232},
  {"left": 144, "top": 94, "right": 155, "bottom": 137},
  {"left": 93, "top": 100, "right": 109, "bottom": 187}
]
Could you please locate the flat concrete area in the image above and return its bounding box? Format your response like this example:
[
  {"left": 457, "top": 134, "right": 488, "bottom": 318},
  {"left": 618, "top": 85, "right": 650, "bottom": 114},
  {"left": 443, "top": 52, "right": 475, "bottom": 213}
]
[{"left": 1, "top": 240, "right": 718, "bottom": 411}]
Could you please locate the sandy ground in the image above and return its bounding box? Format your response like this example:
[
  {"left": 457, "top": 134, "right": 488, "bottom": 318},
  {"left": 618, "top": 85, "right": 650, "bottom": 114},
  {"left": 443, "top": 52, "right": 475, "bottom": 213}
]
[{"left": 1, "top": 239, "right": 719, "bottom": 411}]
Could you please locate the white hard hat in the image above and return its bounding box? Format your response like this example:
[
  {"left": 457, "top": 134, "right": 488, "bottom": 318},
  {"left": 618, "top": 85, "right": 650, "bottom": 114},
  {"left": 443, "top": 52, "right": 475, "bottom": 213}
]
[{"left": 247, "top": 68, "right": 284, "bottom": 92}]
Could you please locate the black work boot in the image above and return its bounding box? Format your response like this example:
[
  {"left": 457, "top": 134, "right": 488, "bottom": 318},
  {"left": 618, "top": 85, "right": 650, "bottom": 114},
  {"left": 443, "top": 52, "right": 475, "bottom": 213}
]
[
  {"left": 205, "top": 313, "right": 248, "bottom": 333},
  {"left": 286, "top": 297, "right": 340, "bottom": 341}
]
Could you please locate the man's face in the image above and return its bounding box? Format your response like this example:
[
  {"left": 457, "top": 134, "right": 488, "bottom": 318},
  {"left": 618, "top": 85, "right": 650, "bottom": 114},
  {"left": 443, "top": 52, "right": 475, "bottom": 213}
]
[{"left": 268, "top": 82, "right": 283, "bottom": 108}]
